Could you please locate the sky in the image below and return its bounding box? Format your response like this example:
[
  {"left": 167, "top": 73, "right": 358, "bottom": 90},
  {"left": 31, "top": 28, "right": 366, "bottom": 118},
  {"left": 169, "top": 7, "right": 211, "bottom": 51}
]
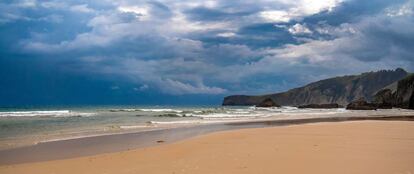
[{"left": 1, "top": 0, "right": 414, "bottom": 106}]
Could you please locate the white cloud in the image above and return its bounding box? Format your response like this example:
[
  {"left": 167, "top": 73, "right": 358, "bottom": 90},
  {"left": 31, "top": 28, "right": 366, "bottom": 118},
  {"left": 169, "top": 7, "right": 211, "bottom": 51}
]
[
  {"left": 140, "top": 84, "right": 149, "bottom": 90},
  {"left": 40, "top": 2, "right": 94, "bottom": 13},
  {"left": 118, "top": 6, "right": 150, "bottom": 20},
  {"left": 288, "top": 23, "right": 312, "bottom": 35},
  {"left": 38, "top": 14, "right": 63, "bottom": 23},
  {"left": 254, "top": 14, "right": 414, "bottom": 74},
  {"left": 134, "top": 84, "right": 149, "bottom": 91},
  {"left": 24, "top": 31, "right": 115, "bottom": 52},
  {"left": 70, "top": 4, "right": 94, "bottom": 13},
  {"left": 15, "top": 0, "right": 37, "bottom": 8},
  {"left": 265, "top": 38, "right": 345, "bottom": 63},
  {"left": 258, "top": 0, "right": 343, "bottom": 23},
  {"left": 40, "top": 1, "right": 66, "bottom": 9},
  {"left": 299, "top": 0, "right": 341, "bottom": 14},
  {"left": 216, "top": 32, "right": 236, "bottom": 37},
  {"left": 162, "top": 79, "right": 226, "bottom": 94},
  {"left": 314, "top": 23, "right": 357, "bottom": 36},
  {"left": 166, "top": 11, "right": 234, "bottom": 33},
  {"left": 125, "top": 59, "right": 226, "bottom": 95},
  {"left": 386, "top": 1, "right": 413, "bottom": 17},
  {"left": 0, "top": 12, "right": 32, "bottom": 23},
  {"left": 260, "top": 10, "right": 291, "bottom": 23},
  {"left": 25, "top": 10, "right": 156, "bottom": 52}
]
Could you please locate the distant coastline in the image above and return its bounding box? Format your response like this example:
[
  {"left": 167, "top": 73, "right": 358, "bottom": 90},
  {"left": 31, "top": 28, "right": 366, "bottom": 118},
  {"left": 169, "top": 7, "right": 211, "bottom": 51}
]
[{"left": 223, "top": 68, "right": 414, "bottom": 110}]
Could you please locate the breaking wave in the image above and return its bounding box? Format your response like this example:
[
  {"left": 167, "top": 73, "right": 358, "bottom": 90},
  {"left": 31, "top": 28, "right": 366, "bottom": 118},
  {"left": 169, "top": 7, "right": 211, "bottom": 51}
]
[{"left": 0, "top": 110, "right": 96, "bottom": 117}]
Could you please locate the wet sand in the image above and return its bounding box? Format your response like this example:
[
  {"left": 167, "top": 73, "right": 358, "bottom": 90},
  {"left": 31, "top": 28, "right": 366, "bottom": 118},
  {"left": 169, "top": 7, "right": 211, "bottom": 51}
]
[{"left": 1, "top": 120, "right": 414, "bottom": 174}]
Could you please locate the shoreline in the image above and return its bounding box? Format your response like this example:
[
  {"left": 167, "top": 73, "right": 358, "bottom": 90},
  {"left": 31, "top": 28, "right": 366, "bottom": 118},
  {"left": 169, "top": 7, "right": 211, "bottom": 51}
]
[
  {"left": 1, "top": 108, "right": 413, "bottom": 151},
  {"left": 1, "top": 114, "right": 414, "bottom": 165}
]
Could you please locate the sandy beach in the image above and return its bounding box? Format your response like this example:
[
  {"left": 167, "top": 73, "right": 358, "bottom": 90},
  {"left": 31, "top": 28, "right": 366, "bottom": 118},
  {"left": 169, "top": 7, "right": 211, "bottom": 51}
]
[{"left": 1, "top": 120, "right": 414, "bottom": 174}]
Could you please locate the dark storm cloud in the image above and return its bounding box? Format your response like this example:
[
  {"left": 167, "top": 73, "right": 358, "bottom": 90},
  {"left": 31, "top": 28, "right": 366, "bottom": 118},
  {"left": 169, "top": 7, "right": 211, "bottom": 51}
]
[{"left": 1, "top": 0, "right": 414, "bottom": 105}]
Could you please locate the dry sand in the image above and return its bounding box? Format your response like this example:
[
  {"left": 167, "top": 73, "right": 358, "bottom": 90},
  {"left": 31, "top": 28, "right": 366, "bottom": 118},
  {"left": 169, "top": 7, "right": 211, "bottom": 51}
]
[{"left": 1, "top": 120, "right": 414, "bottom": 174}]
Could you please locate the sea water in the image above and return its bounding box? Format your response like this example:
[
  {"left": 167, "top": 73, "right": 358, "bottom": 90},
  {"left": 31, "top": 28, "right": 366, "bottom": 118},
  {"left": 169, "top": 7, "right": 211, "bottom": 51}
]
[{"left": 1, "top": 105, "right": 413, "bottom": 150}]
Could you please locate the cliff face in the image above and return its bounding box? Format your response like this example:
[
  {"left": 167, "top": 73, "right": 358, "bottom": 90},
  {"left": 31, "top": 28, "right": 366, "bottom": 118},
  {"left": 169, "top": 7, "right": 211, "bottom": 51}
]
[
  {"left": 223, "top": 68, "right": 409, "bottom": 106},
  {"left": 374, "top": 74, "right": 414, "bottom": 109}
]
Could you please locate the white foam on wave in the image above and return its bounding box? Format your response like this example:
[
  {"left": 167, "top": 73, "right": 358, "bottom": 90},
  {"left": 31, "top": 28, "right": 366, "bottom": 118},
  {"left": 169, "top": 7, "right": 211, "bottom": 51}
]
[
  {"left": 0, "top": 110, "right": 96, "bottom": 117},
  {"left": 108, "top": 108, "right": 184, "bottom": 113},
  {"left": 282, "top": 108, "right": 348, "bottom": 114},
  {"left": 149, "top": 107, "right": 352, "bottom": 125},
  {"left": 139, "top": 109, "right": 183, "bottom": 113},
  {"left": 189, "top": 107, "right": 349, "bottom": 119}
]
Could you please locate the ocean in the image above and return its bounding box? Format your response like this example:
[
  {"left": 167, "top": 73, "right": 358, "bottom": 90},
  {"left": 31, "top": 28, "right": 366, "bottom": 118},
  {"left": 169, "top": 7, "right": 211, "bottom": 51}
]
[{"left": 1, "top": 105, "right": 413, "bottom": 150}]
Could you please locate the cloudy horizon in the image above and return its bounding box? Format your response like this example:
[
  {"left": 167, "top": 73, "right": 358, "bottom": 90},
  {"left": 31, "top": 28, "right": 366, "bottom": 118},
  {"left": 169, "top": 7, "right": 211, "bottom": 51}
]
[{"left": 1, "top": 0, "right": 414, "bottom": 106}]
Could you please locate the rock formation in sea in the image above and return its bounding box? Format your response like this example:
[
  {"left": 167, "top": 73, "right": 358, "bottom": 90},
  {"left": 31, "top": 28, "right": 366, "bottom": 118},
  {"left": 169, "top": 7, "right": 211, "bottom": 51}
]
[
  {"left": 223, "top": 68, "right": 409, "bottom": 107},
  {"left": 256, "top": 98, "right": 280, "bottom": 107},
  {"left": 298, "top": 103, "right": 343, "bottom": 109},
  {"left": 346, "top": 98, "right": 379, "bottom": 110}
]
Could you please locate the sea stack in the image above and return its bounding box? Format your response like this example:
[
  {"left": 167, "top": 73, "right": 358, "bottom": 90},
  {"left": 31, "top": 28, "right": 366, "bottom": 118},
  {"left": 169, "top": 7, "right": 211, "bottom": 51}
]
[
  {"left": 346, "top": 98, "right": 377, "bottom": 110},
  {"left": 256, "top": 98, "right": 280, "bottom": 107},
  {"left": 298, "top": 103, "right": 343, "bottom": 109}
]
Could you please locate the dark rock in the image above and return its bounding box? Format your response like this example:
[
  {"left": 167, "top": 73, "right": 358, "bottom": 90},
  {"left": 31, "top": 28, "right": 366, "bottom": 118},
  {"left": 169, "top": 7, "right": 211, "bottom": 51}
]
[
  {"left": 373, "top": 74, "right": 414, "bottom": 109},
  {"left": 373, "top": 89, "right": 394, "bottom": 105},
  {"left": 298, "top": 103, "right": 343, "bottom": 109},
  {"left": 409, "top": 91, "right": 414, "bottom": 109},
  {"left": 223, "top": 68, "right": 408, "bottom": 106},
  {"left": 375, "top": 103, "right": 393, "bottom": 109},
  {"left": 394, "top": 74, "right": 414, "bottom": 109},
  {"left": 372, "top": 89, "right": 394, "bottom": 109},
  {"left": 346, "top": 98, "right": 378, "bottom": 110},
  {"left": 256, "top": 98, "right": 280, "bottom": 107}
]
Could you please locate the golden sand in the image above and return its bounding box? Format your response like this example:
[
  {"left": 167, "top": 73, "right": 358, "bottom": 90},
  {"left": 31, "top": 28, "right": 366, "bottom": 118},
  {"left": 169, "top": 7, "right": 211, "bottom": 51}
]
[{"left": 1, "top": 121, "right": 414, "bottom": 174}]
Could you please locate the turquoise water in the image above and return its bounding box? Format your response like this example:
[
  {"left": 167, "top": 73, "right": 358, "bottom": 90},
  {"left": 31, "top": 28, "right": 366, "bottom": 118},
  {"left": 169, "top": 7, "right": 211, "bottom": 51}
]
[
  {"left": 2, "top": 105, "right": 413, "bottom": 150},
  {"left": 0, "top": 105, "right": 211, "bottom": 140},
  {"left": 0, "top": 105, "right": 294, "bottom": 141}
]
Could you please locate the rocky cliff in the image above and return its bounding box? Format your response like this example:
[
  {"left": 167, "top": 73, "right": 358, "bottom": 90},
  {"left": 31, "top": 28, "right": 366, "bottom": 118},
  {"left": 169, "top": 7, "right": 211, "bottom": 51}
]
[
  {"left": 223, "top": 68, "right": 409, "bottom": 106},
  {"left": 373, "top": 74, "right": 414, "bottom": 109}
]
